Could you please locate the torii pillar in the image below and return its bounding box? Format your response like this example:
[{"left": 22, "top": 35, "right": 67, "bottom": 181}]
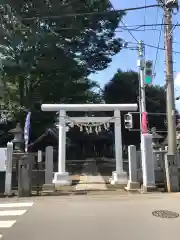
[{"left": 41, "top": 103, "right": 138, "bottom": 188}]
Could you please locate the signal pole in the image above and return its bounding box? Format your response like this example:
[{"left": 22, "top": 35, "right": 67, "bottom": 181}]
[
  {"left": 138, "top": 41, "right": 146, "bottom": 114},
  {"left": 137, "top": 41, "right": 153, "bottom": 129},
  {"left": 137, "top": 41, "right": 156, "bottom": 192},
  {"left": 137, "top": 40, "right": 146, "bottom": 133}
]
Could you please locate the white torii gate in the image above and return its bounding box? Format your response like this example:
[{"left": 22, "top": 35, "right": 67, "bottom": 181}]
[{"left": 41, "top": 103, "right": 138, "bottom": 187}]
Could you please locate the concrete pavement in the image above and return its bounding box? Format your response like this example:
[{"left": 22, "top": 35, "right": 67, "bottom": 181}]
[{"left": 2, "top": 193, "right": 180, "bottom": 240}]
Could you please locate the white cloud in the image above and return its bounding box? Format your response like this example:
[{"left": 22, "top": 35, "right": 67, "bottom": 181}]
[
  {"left": 176, "top": 99, "right": 180, "bottom": 112},
  {"left": 175, "top": 72, "right": 180, "bottom": 87}
]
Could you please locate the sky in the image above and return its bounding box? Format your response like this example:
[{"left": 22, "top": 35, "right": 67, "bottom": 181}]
[{"left": 90, "top": 0, "right": 180, "bottom": 109}]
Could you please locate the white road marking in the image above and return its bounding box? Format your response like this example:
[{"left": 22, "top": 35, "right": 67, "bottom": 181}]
[
  {"left": 0, "top": 220, "right": 16, "bottom": 228},
  {"left": 0, "top": 202, "right": 34, "bottom": 208},
  {"left": 0, "top": 210, "right": 27, "bottom": 216},
  {"left": 0, "top": 202, "right": 33, "bottom": 234}
]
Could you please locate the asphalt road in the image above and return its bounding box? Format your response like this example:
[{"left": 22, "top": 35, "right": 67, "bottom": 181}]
[{"left": 1, "top": 193, "right": 180, "bottom": 240}]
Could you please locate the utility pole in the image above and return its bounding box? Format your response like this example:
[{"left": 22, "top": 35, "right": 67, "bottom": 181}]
[
  {"left": 137, "top": 41, "right": 146, "bottom": 133},
  {"left": 164, "top": 5, "right": 176, "bottom": 154},
  {"left": 164, "top": 0, "right": 179, "bottom": 192},
  {"left": 137, "top": 41, "right": 156, "bottom": 192}
]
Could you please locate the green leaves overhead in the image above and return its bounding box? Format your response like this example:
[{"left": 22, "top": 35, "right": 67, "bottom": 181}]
[
  {"left": 1, "top": 0, "right": 123, "bottom": 72},
  {"left": 0, "top": 0, "right": 122, "bottom": 128},
  {"left": 103, "top": 69, "right": 167, "bottom": 146}
]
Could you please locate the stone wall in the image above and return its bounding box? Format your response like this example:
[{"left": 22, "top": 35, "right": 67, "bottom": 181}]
[{"left": 1, "top": 149, "right": 178, "bottom": 193}]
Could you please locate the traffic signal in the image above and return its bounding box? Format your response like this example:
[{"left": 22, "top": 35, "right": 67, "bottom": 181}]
[
  {"left": 124, "top": 113, "right": 133, "bottom": 129},
  {"left": 145, "top": 60, "right": 153, "bottom": 84}
]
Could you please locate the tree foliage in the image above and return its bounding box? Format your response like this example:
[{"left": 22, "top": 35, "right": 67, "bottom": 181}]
[
  {"left": 103, "top": 69, "right": 167, "bottom": 147},
  {"left": 0, "top": 2, "right": 169, "bottom": 150},
  {"left": 0, "top": 0, "right": 123, "bottom": 137}
]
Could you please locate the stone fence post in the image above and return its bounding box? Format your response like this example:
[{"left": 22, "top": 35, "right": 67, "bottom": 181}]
[
  {"left": 141, "top": 134, "right": 156, "bottom": 192},
  {"left": 4, "top": 142, "right": 13, "bottom": 196},
  {"left": 42, "top": 146, "right": 54, "bottom": 192},
  {"left": 125, "top": 145, "right": 140, "bottom": 191}
]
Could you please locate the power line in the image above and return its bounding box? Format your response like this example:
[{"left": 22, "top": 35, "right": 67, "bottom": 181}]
[
  {"left": 117, "top": 23, "right": 180, "bottom": 28},
  {"left": 153, "top": 17, "right": 164, "bottom": 77},
  {"left": 173, "top": 41, "right": 180, "bottom": 44},
  {"left": 55, "top": 25, "right": 164, "bottom": 32},
  {"left": 143, "top": 0, "right": 147, "bottom": 41},
  {"left": 120, "top": 20, "right": 138, "bottom": 42},
  {"left": 116, "top": 28, "right": 161, "bottom": 32},
  {"left": 18, "top": 24, "right": 169, "bottom": 33},
  {"left": 20, "top": 23, "right": 180, "bottom": 33},
  {"left": 108, "top": 0, "right": 139, "bottom": 43},
  {"left": 44, "top": 26, "right": 180, "bottom": 54},
  {"left": 22, "top": 4, "right": 161, "bottom": 21},
  {"left": 145, "top": 43, "right": 180, "bottom": 53},
  {"left": 152, "top": 6, "right": 160, "bottom": 52},
  {"left": 126, "top": 41, "right": 180, "bottom": 54},
  {"left": 32, "top": 23, "right": 180, "bottom": 54}
]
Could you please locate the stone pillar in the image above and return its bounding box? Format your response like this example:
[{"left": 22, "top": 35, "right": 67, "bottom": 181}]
[
  {"left": 165, "top": 154, "right": 179, "bottom": 192},
  {"left": 53, "top": 110, "right": 71, "bottom": 188},
  {"left": 111, "top": 110, "right": 127, "bottom": 186},
  {"left": 42, "top": 146, "right": 54, "bottom": 192},
  {"left": 4, "top": 142, "right": 13, "bottom": 196},
  {"left": 18, "top": 154, "right": 33, "bottom": 197},
  {"left": 58, "top": 110, "right": 66, "bottom": 173},
  {"left": 141, "top": 134, "right": 156, "bottom": 192},
  {"left": 125, "top": 145, "right": 140, "bottom": 191}
]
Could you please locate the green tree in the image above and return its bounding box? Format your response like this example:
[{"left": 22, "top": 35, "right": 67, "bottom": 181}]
[
  {"left": 3, "top": 0, "right": 123, "bottom": 70},
  {"left": 0, "top": 1, "right": 123, "bottom": 135},
  {"left": 103, "top": 69, "right": 167, "bottom": 147},
  {"left": 0, "top": 0, "right": 123, "bottom": 79}
]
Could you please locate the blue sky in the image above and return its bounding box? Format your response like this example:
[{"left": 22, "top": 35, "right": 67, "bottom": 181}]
[{"left": 90, "top": 0, "right": 180, "bottom": 108}]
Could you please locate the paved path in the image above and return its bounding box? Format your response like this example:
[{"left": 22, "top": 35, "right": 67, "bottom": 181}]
[
  {"left": 75, "top": 160, "right": 108, "bottom": 190},
  {"left": 3, "top": 193, "right": 180, "bottom": 240}
]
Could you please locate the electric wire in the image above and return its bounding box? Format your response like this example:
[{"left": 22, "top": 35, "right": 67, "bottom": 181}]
[
  {"left": 15, "top": 23, "right": 180, "bottom": 33},
  {"left": 144, "top": 0, "right": 147, "bottom": 41},
  {"left": 115, "top": 28, "right": 161, "bottom": 32},
  {"left": 117, "top": 23, "right": 180, "bottom": 29},
  {"left": 173, "top": 41, "right": 180, "bottom": 44},
  {"left": 39, "top": 25, "right": 172, "bottom": 33},
  {"left": 124, "top": 41, "right": 180, "bottom": 54},
  {"left": 107, "top": 0, "right": 138, "bottom": 42},
  {"left": 152, "top": 17, "right": 164, "bottom": 77},
  {"left": 14, "top": 2, "right": 180, "bottom": 55},
  {"left": 49, "top": 28, "right": 180, "bottom": 54},
  {"left": 120, "top": 21, "right": 138, "bottom": 42},
  {"left": 22, "top": 4, "right": 161, "bottom": 21},
  {"left": 152, "top": 7, "right": 160, "bottom": 52},
  {"left": 42, "top": 24, "right": 180, "bottom": 54}
]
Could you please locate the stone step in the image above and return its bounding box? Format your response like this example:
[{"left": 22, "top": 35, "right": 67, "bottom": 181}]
[{"left": 75, "top": 183, "right": 108, "bottom": 191}]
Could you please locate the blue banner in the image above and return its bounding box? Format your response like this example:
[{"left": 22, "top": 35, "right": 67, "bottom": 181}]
[{"left": 24, "top": 112, "right": 31, "bottom": 152}]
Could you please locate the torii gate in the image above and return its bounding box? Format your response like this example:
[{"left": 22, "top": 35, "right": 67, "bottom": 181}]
[{"left": 41, "top": 103, "right": 138, "bottom": 187}]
